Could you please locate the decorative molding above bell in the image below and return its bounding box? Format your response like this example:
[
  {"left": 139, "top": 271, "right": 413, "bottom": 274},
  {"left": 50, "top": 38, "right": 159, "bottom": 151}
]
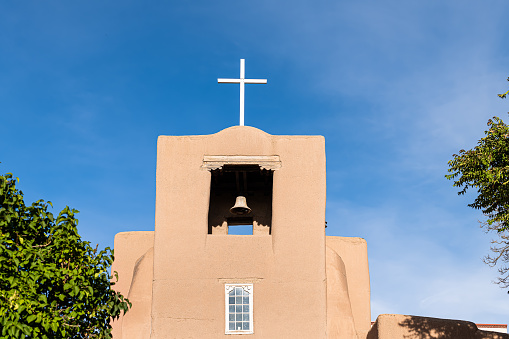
[{"left": 230, "top": 196, "right": 252, "bottom": 215}]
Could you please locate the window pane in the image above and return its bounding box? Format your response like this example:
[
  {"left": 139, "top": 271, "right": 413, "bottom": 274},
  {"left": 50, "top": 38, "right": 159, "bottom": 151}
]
[
  {"left": 243, "top": 322, "right": 250, "bottom": 330},
  {"left": 236, "top": 322, "right": 243, "bottom": 331},
  {"left": 236, "top": 305, "right": 242, "bottom": 312},
  {"left": 229, "top": 297, "right": 235, "bottom": 304},
  {"left": 235, "top": 287, "right": 243, "bottom": 295},
  {"left": 236, "top": 296, "right": 242, "bottom": 304},
  {"left": 243, "top": 305, "right": 249, "bottom": 312},
  {"left": 229, "top": 305, "right": 235, "bottom": 313},
  {"left": 229, "top": 290, "right": 235, "bottom": 296},
  {"left": 243, "top": 314, "right": 249, "bottom": 321},
  {"left": 229, "top": 322, "right": 235, "bottom": 330},
  {"left": 243, "top": 296, "right": 249, "bottom": 304},
  {"left": 236, "top": 314, "right": 242, "bottom": 321},
  {"left": 229, "top": 314, "right": 235, "bottom": 321}
]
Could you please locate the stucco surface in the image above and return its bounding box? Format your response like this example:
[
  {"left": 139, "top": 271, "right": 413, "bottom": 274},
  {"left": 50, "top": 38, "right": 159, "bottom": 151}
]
[
  {"left": 111, "top": 231, "right": 154, "bottom": 339},
  {"left": 326, "top": 245, "right": 358, "bottom": 339},
  {"left": 326, "top": 236, "right": 371, "bottom": 338},
  {"left": 121, "top": 247, "right": 153, "bottom": 339},
  {"left": 368, "top": 314, "right": 509, "bottom": 339}
]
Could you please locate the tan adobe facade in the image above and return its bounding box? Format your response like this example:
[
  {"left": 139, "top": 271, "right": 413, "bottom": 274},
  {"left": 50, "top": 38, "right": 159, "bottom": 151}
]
[
  {"left": 111, "top": 126, "right": 371, "bottom": 338},
  {"left": 111, "top": 126, "right": 508, "bottom": 339}
]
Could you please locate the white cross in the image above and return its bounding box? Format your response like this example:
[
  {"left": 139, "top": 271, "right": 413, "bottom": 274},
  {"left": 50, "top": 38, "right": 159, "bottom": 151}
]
[{"left": 218, "top": 59, "right": 267, "bottom": 126}]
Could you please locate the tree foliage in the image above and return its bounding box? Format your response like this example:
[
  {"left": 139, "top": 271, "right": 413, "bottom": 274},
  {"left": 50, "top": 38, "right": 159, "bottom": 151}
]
[
  {"left": 446, "top": 116, "right": 509, "bottom": 231},
  {"left": 0, "top": 173, "right": 130, "bottom": 338},
  {"left": 446, "top": 97, "right": 509, "bottom": 287}
]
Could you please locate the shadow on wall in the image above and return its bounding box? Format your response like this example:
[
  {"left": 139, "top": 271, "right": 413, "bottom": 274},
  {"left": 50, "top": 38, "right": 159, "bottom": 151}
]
[{"left": 368, "top": 314, "right": 509, "bottom": 339}]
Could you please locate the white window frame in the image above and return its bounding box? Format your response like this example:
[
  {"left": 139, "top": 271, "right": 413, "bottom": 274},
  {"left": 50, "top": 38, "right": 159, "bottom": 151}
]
[{"left": 225, "top": 284, "right": 254, "bottom": 335}]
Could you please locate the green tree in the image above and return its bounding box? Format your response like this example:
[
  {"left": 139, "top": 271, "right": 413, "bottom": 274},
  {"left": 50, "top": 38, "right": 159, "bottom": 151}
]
[
  {"left": 446, "top": 83, "right": 509, "bottom": 288},
  {"left": 0, "top": 172, "right": 130, "bottom": 338}
]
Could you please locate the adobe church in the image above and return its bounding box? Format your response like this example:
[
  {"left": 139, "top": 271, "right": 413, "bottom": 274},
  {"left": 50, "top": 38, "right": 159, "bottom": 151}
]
[
  {"left": 110, "top": 61, "right": 508, "bottom": 339},
  {"left": 111, "top": 125, "right": 371, "bottom": 338}
]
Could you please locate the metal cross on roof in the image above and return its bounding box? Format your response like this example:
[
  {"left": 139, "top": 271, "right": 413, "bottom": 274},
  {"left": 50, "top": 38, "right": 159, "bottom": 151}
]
[{"left": 218, "top": 59, "right": 267, "bottom": 126}]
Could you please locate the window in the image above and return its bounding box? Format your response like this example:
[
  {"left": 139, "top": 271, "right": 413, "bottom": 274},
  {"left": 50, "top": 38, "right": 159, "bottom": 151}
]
[{"left": 225, "top": 284, "right": 253, "bottom": 334}]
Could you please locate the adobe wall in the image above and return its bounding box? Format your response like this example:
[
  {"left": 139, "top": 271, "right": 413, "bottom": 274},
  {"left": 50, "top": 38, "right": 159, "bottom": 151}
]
[
  {"left": 111, "top": 235, "right": 372, "bottom": 339},
  {"left": 121, "top": 247, "right": 153, "bottom": 339},
  {"left": 152, "top": 126, "right": 327, "bottom": 338},
  {"left": 326, "top": 245, "right": 358, "bottom": 338},
  {"left": 110, "top": 231, "right": 154, "bottom": 339},
  {"left": 368, "top": 314, "right": 509, "bottom": 339},
  {"left": 326, "top": 236, "right": 371, "bottom": 339}
]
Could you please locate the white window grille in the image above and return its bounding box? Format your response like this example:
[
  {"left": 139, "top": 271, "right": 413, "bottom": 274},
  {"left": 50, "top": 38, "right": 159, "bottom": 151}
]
[{"left": 225, "top": 284, "right": 253, "bottom": 334}]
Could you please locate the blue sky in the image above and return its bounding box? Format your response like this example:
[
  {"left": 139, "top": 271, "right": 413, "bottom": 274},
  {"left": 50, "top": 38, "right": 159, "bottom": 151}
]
[{"left": 1, "top": 0, "right": 509, "bottom": 325}]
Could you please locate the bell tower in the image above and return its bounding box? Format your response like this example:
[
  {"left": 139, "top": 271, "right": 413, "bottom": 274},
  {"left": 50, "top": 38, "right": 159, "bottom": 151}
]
[{"left": 150, "top": 126, "right": 327, "bottom": 338}]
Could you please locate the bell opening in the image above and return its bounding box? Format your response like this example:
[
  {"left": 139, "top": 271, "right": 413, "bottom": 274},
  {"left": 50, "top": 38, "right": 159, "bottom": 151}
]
[{"left": 207, "top": 165, "right": 273, "bottom": 235}]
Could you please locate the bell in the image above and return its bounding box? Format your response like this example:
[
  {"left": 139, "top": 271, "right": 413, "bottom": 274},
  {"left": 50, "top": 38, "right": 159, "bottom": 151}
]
[{"left": 230, "top": 196, "right": 252, "bottom": 215}]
